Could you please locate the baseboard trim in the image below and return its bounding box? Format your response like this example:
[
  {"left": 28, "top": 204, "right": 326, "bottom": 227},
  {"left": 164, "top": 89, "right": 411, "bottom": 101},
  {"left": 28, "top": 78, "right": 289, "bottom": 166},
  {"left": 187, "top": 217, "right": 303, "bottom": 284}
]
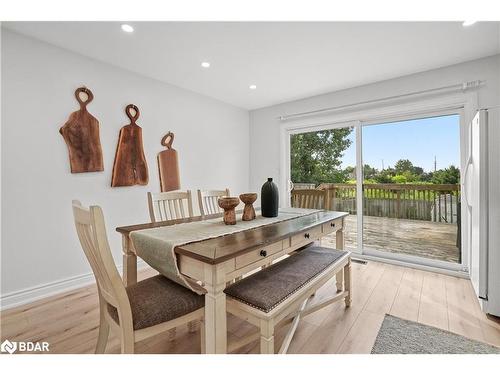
[{"left": 0, "top": 260, "right": 148, "bottom": 311}]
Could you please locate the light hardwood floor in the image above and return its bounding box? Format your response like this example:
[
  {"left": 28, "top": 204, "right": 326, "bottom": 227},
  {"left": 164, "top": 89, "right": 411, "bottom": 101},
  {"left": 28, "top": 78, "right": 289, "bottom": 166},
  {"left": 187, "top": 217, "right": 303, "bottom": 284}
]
[{"left": 1, "top": 260, "right": 499, "bottom": 354}]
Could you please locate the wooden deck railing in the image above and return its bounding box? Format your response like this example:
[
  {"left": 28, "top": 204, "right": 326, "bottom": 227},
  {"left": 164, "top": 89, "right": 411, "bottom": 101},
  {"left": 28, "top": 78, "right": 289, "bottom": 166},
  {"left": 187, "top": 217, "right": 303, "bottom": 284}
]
[
  {"left": 292, "top": 182, "right": 316, "bottom": 190},
  {"left": 291, "top": 183, "right": 460, "bottom": 223}
]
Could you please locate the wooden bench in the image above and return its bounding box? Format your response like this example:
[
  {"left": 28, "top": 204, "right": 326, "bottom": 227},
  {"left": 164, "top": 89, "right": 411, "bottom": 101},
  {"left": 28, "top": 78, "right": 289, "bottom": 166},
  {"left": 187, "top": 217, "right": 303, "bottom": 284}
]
[{"left": 224, "top": 246, "right": 352, "bottom": 354}]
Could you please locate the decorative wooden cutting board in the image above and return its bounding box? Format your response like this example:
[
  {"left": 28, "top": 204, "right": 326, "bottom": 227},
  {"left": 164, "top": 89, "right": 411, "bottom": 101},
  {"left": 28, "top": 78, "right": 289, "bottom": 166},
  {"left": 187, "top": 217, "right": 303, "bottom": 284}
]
[
  {"left": 157, "top": 132, "right": 180, "bottom": 192},
  {"left": 59, "top": 87, "right": 104, "bottom": 173},
  {"left": 111, "top": 104, "right": 149, "bottom": 187}
]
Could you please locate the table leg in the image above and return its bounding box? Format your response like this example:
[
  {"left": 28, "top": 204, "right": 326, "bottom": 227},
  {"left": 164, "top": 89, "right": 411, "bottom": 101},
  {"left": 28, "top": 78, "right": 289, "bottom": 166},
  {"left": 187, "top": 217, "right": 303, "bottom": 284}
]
[
  {"left": 122, "top": 235, "right": 137, "bottom": 286},
  {"left": 344, "top": 259, "right": 352, "bottom": 307},
  {"left": 336, "top": 219, "right": 345, "bottom": 250},
  {"left": 203, "top": 263, "right": 227, "bottom": 354},
  {"left": 335, "top": 220, "right": 346, "bottom": 292},
  {"left": 336, "top": 268, "right": 344, "bottom": 292}
]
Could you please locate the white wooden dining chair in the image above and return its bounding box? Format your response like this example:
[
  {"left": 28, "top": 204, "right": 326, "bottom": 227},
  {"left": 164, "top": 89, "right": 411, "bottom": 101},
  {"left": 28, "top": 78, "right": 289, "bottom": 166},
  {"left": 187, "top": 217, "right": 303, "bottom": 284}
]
[
  {"left": 147, "top": 190, "right": 193, "bottom": 222},
  {"left": 72, "top": 200, "right": 205, "bottom": 354},
  {"left": 197, "top": 188, "right": 230, "bottom": 217},
  {"left": 147, "top": 190, "right": 200, "bottom": 336}
]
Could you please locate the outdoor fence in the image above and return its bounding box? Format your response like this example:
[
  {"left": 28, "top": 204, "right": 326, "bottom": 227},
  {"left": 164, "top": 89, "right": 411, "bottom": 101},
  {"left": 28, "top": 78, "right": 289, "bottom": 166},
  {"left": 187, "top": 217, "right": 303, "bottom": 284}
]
[
  {"left": 292, "top": 183, "right": 317, "bottom": 190},
  {"left": 291, "top": 183, "right": 460, "bottom": 223}
]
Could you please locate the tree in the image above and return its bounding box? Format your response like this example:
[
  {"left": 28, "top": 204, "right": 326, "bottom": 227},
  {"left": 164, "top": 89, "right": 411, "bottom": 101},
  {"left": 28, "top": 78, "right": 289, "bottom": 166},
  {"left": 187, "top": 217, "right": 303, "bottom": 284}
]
[
  {"left": 420, "top": 171, "right": 434, "bottom": 182},
  {"left": 374, "top": 167, "right": 395, "bottom": 183},
  {"left": 392, "top": 174, "right": 408, "bottom": 184},
  {"left": 412, "top": 166, "right": 424, "bottom": 176},
  {"left": 344, "top": 166, "right": 356, "bottom": 180},
  {"left": 394, "top": 159, "right": 414, "bottom": 174},
  {"left": 363, "top": 164, "right": 377, "bottom": 180},
  {"left": 290, "top": 135, "right": 459, "bottom": 186},
  {"left": 431, "top": 165, "right": 460, "bottom": 184},
  {"left": 393, "top": 159, "right": 426, "bottom": 182},
  {"left": 290, "top": 128, "right": 353, "bottom": 185}
]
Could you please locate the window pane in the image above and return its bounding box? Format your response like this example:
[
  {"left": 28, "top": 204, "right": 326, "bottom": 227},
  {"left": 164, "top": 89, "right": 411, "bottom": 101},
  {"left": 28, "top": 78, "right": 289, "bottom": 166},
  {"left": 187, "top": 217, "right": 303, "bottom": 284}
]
[
  {"left": 361, "top": 114, "right": 461, "bottom": 263},
  {"left": 290, "top": 126, "right": 358, "bottom": 251}
]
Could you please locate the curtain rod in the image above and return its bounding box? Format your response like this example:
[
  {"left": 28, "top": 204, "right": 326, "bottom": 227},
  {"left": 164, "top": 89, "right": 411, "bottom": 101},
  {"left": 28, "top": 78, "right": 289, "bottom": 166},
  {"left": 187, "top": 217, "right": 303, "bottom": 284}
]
[
  {"left": 278, "top": 80, "right": 485, "bottom": 121},
  {"left": 481, "top": 104, "right": 500, "bottom": 110}
]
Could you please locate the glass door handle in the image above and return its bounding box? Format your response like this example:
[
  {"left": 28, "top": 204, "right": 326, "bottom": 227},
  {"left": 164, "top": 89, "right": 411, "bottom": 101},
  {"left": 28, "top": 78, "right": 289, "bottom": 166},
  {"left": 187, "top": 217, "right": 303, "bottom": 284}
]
[{"left": 462, "top": 156, "right": 473, "bottom": 210}]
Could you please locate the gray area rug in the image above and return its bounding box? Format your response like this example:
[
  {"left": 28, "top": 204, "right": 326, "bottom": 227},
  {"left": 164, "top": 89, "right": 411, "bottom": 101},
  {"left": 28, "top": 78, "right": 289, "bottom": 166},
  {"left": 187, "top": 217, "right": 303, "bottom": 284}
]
[{"left": 371, "top": 314, "right": 499, "bottom": 354}]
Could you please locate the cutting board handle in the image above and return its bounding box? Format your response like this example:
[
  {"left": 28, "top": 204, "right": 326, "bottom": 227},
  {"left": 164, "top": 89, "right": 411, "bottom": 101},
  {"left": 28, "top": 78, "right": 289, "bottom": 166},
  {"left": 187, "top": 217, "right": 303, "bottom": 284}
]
[
  {"left": 161, "top": 132, "right": 175, "bottom": 149},
  {"left": 125, "top": 104, "right": 140, "bottom": 124},
  {"left": 75, "top": 87, "right": 94, "bottom": 109}
]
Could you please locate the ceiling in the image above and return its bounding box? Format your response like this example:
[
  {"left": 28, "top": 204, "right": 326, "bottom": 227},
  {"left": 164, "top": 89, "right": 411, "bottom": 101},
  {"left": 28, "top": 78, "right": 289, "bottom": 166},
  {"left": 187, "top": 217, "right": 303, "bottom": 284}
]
[{"left": 4, "top": 22, "right": 500, "bottom": 110}]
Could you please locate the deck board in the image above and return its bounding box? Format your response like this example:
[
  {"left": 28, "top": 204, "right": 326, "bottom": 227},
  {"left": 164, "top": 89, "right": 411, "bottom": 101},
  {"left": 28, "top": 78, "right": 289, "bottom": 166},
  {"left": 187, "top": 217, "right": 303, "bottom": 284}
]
[{"left": 322, "top": 214, "right": 459, "bottom": 263}]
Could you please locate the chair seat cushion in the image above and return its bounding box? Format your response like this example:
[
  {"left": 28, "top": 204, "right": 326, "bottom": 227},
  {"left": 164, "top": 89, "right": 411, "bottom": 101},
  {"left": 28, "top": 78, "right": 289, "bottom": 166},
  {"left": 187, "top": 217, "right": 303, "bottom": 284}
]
[
  {"left": 108, "top": 275, "right": 205, "bottom": 330},
  {"left": 224, "top": 246, "right": 347, "bottom": 313}
]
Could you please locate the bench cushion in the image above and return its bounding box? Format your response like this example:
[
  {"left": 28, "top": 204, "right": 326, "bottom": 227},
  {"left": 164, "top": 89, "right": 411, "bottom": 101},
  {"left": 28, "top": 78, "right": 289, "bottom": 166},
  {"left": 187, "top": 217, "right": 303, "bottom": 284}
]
[
  {"left": 224, "top": 246, "right": 348, "bottom": 313},
  {"left": 108, "top": 275, "right": 205, "bottom": 330}
]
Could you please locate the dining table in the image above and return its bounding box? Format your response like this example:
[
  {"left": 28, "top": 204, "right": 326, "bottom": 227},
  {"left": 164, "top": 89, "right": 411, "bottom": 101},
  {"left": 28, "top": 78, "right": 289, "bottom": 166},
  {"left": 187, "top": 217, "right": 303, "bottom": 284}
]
[{"left": 116, "top": 208, "right": 349, "bottom": 354}]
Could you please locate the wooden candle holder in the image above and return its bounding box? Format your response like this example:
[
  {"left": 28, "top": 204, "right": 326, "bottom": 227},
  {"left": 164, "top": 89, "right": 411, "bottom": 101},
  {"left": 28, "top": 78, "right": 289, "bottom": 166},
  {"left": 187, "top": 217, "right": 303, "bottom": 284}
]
[
  {"left": 218, "top": 197, "right": 240, "bottom": 225},
  {"left": 239, "top": 193, "right": 257, "bottom": 221}
]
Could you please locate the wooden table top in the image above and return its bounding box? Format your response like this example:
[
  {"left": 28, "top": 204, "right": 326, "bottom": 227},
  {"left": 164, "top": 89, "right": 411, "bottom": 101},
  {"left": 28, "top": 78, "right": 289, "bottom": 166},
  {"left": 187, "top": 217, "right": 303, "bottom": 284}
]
[
  {"left": 116, "top": 210, "right": 348, "bottom": 264},
  {"left": 116, "top": 212, "right": 223, "bottom": 234}
]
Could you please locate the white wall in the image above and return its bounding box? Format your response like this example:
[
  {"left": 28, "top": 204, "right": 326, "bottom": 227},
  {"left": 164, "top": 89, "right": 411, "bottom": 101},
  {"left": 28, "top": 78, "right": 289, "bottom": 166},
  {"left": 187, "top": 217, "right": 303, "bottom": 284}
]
[{"left": 0, "top": 30, "right": 249, "bottom": 306}]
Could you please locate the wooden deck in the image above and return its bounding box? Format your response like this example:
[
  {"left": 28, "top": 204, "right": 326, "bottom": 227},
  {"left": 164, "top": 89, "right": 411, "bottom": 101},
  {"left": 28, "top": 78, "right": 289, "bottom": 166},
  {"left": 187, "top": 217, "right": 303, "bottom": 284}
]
[{"left": 322, "top": 215, "right": 460, "bottom": 263}]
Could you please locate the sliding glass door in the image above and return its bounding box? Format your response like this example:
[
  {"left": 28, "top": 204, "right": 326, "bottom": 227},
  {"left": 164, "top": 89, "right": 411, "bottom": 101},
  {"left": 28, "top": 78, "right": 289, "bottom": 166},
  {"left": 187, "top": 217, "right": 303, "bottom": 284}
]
[
  {"left": 289, "top": 124, "right": 359, "bottom": 251},
  {"left": 287, "top": 112, "right": 464, "bottom": 269},
  {"left": 361, "top": 114, "right": 461, "bottom": 264}
]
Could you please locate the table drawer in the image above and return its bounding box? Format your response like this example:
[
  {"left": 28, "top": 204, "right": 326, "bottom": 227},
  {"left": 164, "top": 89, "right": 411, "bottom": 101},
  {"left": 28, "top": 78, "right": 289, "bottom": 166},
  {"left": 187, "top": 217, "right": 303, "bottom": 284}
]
[
  {"left": 235, "top": 240, "right": 283, "bottom": 269},
  {"left": 322, "top": 218, "right": 343, "bottom": 235},
  {"left": 290, "top": 225, "right": 323, "bottom": 247}
]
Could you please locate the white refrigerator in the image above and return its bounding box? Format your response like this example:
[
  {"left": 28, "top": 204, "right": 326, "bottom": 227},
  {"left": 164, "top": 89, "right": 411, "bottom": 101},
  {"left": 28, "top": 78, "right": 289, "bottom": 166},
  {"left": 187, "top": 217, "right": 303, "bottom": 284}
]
[{"left": 467, "top": 109, "right": 500, "bottom": 317}]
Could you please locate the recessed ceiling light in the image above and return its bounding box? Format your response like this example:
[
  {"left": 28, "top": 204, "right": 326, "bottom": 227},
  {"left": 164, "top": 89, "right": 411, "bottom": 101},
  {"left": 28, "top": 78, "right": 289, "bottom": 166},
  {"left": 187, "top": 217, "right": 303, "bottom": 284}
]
[
  {"left": 249, "top": 84, "right": 257, "bottom": 90},
  {"left": 462, "top": 21, "right": 477, "bottom": 27},
  {"left": 121, "top": 24, "right": 134, "bottom": 33},
  {"left": 201, "top": 61, "right": 211, "bottom": 68}
]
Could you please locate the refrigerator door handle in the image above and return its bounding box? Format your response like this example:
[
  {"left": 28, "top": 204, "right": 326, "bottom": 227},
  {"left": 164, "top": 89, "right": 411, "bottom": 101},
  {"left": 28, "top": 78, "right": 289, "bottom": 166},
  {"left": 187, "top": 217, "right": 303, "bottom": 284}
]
[{"left": 462, "top": 155, "right": 473, "bottom": 210}]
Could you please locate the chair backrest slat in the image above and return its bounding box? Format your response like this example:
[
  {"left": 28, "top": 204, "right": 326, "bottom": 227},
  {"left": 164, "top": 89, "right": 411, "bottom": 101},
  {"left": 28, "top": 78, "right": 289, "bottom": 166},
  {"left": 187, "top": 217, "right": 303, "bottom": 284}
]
[
  {"left": 168, "top": 199, "right": 174, "bottom": 219},
  {"left": 174, "top": 199, "right": 180, "bottom": 218},
  {"left": 197, "top": 188, "right": 230, "bottom": 217},
  {"left": 147, "top": 191, "right": 194, "bottom": 222},
  {"left": 181, "top": 201, "right": 186, "bottom": 217}
]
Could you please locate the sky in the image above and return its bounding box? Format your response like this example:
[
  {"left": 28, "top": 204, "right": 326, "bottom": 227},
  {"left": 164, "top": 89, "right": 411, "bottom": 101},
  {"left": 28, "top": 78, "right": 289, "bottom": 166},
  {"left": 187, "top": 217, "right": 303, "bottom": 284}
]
[{"left": 340, "top": 114, "right": 460, "bottom": 172}]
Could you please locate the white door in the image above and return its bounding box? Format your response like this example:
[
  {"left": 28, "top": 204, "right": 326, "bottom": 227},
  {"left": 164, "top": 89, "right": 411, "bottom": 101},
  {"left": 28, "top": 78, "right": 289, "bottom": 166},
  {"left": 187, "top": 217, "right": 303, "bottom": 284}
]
[{"left": 466, "top": 110, "right": 488, "bottom": 298}]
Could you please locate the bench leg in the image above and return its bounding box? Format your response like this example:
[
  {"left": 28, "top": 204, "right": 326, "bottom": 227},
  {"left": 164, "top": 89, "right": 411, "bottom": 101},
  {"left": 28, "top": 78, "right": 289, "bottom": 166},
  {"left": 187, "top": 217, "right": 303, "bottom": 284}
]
[
  {"left": 167, "top": 327, "right": 176, "bottom": 341},
  {"left": 200, "top": 319, "right": 206, "bottom": 354},
  {"left": 260, "top": 319, "right": 275, "bottom": 354},
  {"left": 336, "top": 268, "right": 344, "bottom": 292},
  {"left": 188, "top": 320, "right": 199, "bottom": 333},
  {"left": 344, "top": 260, "right": 352, "bottom": 307}
]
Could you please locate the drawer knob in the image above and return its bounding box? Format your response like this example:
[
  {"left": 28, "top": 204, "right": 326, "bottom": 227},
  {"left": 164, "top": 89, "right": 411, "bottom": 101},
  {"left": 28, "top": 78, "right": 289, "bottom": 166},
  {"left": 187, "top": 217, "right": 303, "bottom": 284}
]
[
  {"left": 304, "top": 233, "right": 310, "bottom": 239},
  {"left": 260, "top": 250, "right": 267, "bottom": 257},
  {"left": 330, "top": 222, "right": 336, "bottom": 227}
]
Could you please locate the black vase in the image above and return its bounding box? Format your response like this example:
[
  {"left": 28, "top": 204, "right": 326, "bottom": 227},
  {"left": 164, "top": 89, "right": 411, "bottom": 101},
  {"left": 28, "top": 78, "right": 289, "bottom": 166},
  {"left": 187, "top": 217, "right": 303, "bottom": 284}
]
[{"left": 261, "top": 177, "right": 279, "bottom": 217}]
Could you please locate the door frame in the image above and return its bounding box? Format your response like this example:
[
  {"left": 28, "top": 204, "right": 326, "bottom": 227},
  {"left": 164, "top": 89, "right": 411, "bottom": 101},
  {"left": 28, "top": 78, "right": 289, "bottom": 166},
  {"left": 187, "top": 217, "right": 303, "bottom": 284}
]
[
  {"left": 280, "top": 91, "right": 478, "bottom": 273},
  {"left": 283, "top": 120, "right": 363, "bottom": 254}
]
